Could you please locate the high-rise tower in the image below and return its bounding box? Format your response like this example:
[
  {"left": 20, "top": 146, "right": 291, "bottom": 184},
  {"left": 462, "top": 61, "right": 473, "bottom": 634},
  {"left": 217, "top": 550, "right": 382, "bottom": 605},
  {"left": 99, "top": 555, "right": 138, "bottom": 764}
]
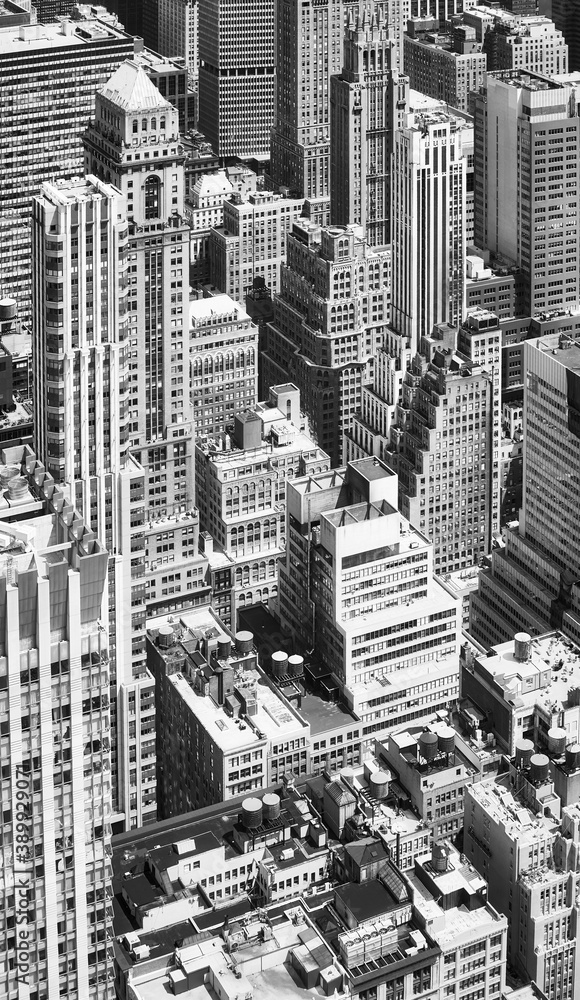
[
  {"left": 470, "top": 332, "right": 580, "bottom": 649},
  {"left": 84, "top": 61, "right": 195, "bottom": 520},
  {"left": 32, "top": 175, "right": 156, "bottom": 832},
  {"left": 157, "top": 0, "right": 198, "bottom": 87},
  {"left": 0, "top": 445, "right": 114, "bottom": 1000},
  {"left": 330, "top": 8, "right": 408, "bottom": 247},
  {"left": 198, "top": 0, "right": 275, "bottom": 158},
  {"left": 0, "top": 14, "right": 134, "bottom": 320},
  {"left": 271, "top": 0, "right": 410, "bottom": 218},
  {"left": 262, "top": 221, "right": 390, "bottom": 466},
  {"left": 391, "top": 106, "right": 471, "bottom": 357},
  {"left": 474, "top": 70, "right": 580, "bottom": 318}
]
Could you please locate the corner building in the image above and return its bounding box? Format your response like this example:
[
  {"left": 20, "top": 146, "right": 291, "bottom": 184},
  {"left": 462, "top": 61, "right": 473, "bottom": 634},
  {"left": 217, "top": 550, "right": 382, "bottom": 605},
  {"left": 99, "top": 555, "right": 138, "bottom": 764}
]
[
  {"left": 278, "top": 458, "right": 461, "bottom": 747},
  {"left": 330, "top": 8, "right": 409, "bottom": 247}
]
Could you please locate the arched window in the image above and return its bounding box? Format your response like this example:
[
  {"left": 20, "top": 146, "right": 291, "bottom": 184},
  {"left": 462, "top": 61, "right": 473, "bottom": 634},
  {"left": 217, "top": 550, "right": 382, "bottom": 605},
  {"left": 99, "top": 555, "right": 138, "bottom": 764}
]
[
  {"left": 141, "top": 118, "right": 147, "bottom": 131},
  {"left": 151, "top": 117, "right": 157, "bottom": 130},
  {"left": 160, "top": 117, "right": 166, "bottom": 131},
  {"left": 144, "top": 176, "right": 160, "bottom": 219},
  {"left": 132, "top": 119, "right": 138, "bottom": 134}
]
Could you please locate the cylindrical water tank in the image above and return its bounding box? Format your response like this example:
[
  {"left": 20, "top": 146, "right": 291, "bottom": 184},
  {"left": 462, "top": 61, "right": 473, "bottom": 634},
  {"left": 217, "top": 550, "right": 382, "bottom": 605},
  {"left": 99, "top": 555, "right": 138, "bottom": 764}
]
[
  {"left": 242, "top": 797, "right": 263, "bottom": 829},
  {"left": 437, "top": 726, "right": 456, "bottom": 755},
  {"left": 431, "top": 843, "right": 449, "bottom": 873},
  {"left": 7, "top": 477, "right": 28, "bottom": 500},
  {"left": 235, "top": 631, "right": 253, "bottom": 655},
  {"left": 547, "top": 727, "right": 567, "bottom": 756},
  {"left": 515, "top": 738, "right": 534, "bottom": 769},
  {"left": 514, "top": 632, "right": 532, "bottom": 663},
  {"left": 288, "top": 654, "right": 304, "bottom": 677},
  {"left": 0, "top": 465, "right": 20, "bottom": 489},
  {"left": 157, "top": 624, "right": 175, "bottom": 649},
  {"left": 369, "top": 770, "right": 390, "bottom": 800},
  {"left": 566, "top": 744, "right": 580, "bottom": 770},
  {"left": 0, "top": 298, "right": 17, "bottom": 322},
  {"left": 271, "top": 650, "right": 288, "bottom": 679},
  {"left": 217, "top": 638, "right": 231, "bottom": 659},
  {"left": 529, "top": 753, "right": 550, "bottom": 784},
  {"left": 419, "top": 732, "right": 439, "bottom": 762},
  {"left": 262, "top": 793, "right": 281, "bottom": 822}
]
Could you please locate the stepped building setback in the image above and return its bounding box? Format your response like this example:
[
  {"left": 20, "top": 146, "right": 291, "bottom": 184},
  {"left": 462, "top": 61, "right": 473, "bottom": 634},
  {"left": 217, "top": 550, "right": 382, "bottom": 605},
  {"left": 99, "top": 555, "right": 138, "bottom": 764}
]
[
  {"left": 0, "top": 445, "right": 114, "bottom": 1000},
  {"left": 278, "top": 457, "right": 461, "bottom": 746},
  {"left": 263, "top": 222, "right": 390, "bottom": 466}
]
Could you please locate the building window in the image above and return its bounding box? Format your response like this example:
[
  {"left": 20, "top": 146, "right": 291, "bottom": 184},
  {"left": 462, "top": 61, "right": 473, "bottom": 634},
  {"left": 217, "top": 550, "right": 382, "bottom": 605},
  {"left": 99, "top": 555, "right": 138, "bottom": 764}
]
[{"left": 145, "top": 176, "right": 161, "bottom": 219}]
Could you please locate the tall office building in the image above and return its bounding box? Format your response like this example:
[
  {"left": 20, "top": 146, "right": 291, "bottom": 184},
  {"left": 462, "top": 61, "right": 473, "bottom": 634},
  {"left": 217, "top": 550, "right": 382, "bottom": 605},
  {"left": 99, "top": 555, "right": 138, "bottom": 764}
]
[
  {"left": 474, "top": 70, "right": 580, "bottom": 318},
  {"left": 271, "top": 0, "right": 410, "bottom": 216},
  {"left": 157, "top": 0, "right": 198, "bottom": 86},
  {"left": 330, "top": 8, "right": 408, "bottom": 247},
  {"left": 0, "top": 445, "right": 113, "bottom": 1000},
  {"left": 470, "top": 333, "right": 580, "bottom": 649},
  {"left": 262, "top": 221, "right": 391, "bottom": 466},
  {"left": 198, "top": 0, "right": 275, "bottom": 158},
  {"left": 32, "top": 175, "right": 156, "bottom": 833},
  {"left": 391, "top": 105, "right": 471, "bottom": 358},
  {"left": 347, "top": 315, "right": 501, "bottom": 574},
  {"left": 384, "top": 316, "right": 501, "bottom": 575},
  {"left": 84, "top": 61, "right": 195, "bottom": 520},
  {"left": 0, "top": 14, "right": 134, "bottom": 320}
]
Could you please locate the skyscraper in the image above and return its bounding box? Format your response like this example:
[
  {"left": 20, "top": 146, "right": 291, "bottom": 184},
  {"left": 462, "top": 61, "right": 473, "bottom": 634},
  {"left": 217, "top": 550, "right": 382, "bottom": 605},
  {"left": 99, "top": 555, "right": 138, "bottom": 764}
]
[
  {"left": 0, "top": 14, "right": 134, "bottom": 319},
  {"left": 262, "top": 221, "right": 390, "bottom": 466},
  {"left": 385, "top": 317, "right": 501, "bottom": 575},
  {"left": 271, "top": 0, "right": 410, "bottom": 218},
  {"left": 470, "top": 332, "right": 580, "bottom": 649},
  {"left": 0, "top": 445, "right": 113, "bottom": 1000},
  {"left": 198, "top": 0, "right": 275, "bottom": 158},
  {"left": 84, "top": 62, "right": 195, "bottom": 521},
  {"left": 330, "top": 7, "right": 408, "bottom": 247},
  {"left": 391, "top": 106, "right": 471, "bottom": 357},
  {"left": 157, "top": 0, "right": 198, "bottom": 86},
  {"left": 32, "top": 175, "right": 156, "bottom": 832},
  {"left": 474, "top": 70, "right": 580, "bottom": 318}
]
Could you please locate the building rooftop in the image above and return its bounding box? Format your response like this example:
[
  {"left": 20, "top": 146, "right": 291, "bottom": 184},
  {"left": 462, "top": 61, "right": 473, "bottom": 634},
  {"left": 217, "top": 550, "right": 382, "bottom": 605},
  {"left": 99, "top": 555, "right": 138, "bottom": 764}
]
[
  {"left": 133, "top": 46, "right": 188, "bottom": 74},
  {"left": 467, "top": 773, "right": 559, "bottom": 844},
  {"left": 99, "top": 59, "right": 171, "bottom": 111},
  {"left": 528, "top": 333, "right": 580, "bottom": 373},
  {"left": 0, "top": 16, "right": 130, "bottom": 53},
  {"left": 188, "top": 293, "right": 250, "bottom": 327},
  {"left": 335, "top": 878, "right": 408, "bottom": 923},
  {"left": 475, "top": 631, "right": 580, "bottom": 719},
  {"left": 490, "top": 68, "right": 567, "bottom": 92},
  {"left": 196, "top": 425, "right": 322, "bottom": 473},
  {"left": 410, "top": 869, "right": 505, "bottom": 946},
  {"left": 149, "top": 606, "right": 307, "bottom": 753}
]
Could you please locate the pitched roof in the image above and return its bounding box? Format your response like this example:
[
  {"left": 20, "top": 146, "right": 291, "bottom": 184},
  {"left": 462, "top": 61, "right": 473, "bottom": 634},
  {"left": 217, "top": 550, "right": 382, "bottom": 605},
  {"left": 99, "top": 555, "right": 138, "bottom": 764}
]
[{"left": 99, "top": 60, "right": 171, "bottom": 112}]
